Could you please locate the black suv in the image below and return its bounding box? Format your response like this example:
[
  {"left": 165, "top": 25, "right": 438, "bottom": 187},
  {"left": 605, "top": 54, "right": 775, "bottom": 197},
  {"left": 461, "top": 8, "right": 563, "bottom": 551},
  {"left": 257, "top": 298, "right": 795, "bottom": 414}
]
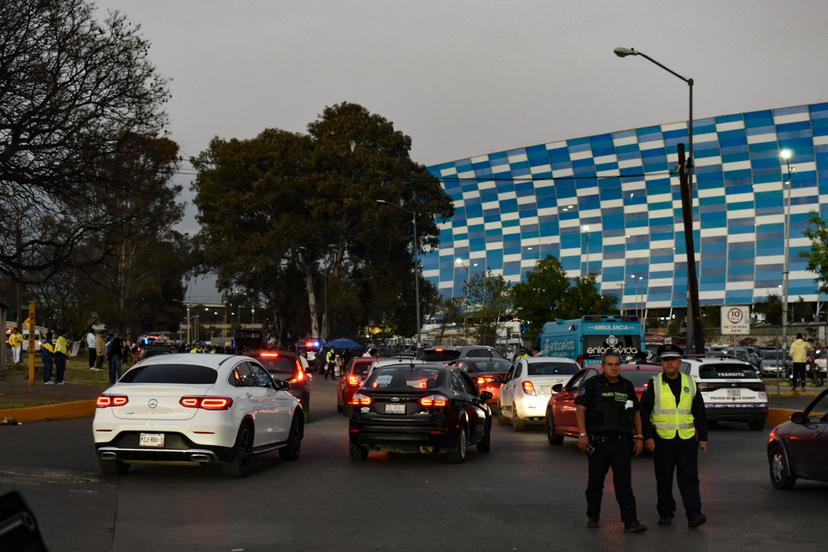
[
  {"left": 253, "top": 350, "right": 311, "bottom": 422},
  {"left": 420, "top": 345, "right": 505, "bottom": 363}
]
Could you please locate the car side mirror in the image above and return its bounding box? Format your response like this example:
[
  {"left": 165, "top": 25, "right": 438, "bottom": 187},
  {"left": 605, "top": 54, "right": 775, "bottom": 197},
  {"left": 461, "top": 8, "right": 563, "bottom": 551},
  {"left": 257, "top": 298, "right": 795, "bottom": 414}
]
[
  {"left": 552, "top": 383, "right": 564, "bottom": 393},
  {"left": 790, "top": 412, "right": 805, "bottom": 424},
  {"left": 273, "top": 379, "right": 291, "bottom": 391},
  {"left": 479, "top": 391, "right": 493, "bottom": 401}
]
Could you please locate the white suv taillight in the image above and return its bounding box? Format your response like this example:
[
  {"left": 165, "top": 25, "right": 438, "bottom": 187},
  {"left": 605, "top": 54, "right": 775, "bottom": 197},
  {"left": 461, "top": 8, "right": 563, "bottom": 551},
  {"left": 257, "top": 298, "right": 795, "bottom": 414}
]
[
  {"left": 179, "top": 397, "right": 233, "bottom": 410},
  {"left": 96, "top": 395, "right": 128, "bottom": 408}
]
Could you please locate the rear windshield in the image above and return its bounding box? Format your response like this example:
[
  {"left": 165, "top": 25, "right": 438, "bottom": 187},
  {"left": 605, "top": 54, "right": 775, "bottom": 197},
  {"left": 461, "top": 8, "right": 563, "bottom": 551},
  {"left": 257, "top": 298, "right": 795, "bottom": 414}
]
[
  {"left": 623, "top": 371, "right": 659, "bottom": 387},
  {"left": 365, "top": 366, "right": 447, "bottom": 390},
  {"left": 762, "top": 350, "right": 786, "bottom": 360},
  {"left": 259, "top": 357, "right": 298, "bottom": 374},
  {"left": 350, "top": 360, "right": 372, "bottom": 375},
  {"left": 142, "top": 347, "right": 176, "bottom": 358},
  {"left": 464, "top": 359, "right": 511, "bottom": 373},
  {"left": 528, "top": 362, "right": 579, "bottom": 376},
  {"left": 120, "top": 364, "right": 217, "bottom": 384},
  {"left": 421, "top": 349, "right": 461, "bottom": 362},
  {"left": 699, "top": 363, "right": 757, "bottom": 379}
]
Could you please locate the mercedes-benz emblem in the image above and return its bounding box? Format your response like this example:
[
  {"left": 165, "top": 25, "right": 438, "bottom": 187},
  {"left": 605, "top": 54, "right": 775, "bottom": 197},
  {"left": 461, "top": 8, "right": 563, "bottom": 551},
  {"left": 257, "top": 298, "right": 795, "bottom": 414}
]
[
  {"left": 391, "top": 397, "right": 400, "bottom": 402},
  {"left": 148, "top": 399, "right": 158, "bottom": 409}
]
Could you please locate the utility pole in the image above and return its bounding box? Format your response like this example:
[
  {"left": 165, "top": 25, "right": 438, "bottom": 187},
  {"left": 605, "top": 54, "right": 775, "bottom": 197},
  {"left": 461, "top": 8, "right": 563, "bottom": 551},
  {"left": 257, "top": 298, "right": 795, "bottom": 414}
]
[{"left": 678, "top": 144, "right": 704, "bottom": 352}]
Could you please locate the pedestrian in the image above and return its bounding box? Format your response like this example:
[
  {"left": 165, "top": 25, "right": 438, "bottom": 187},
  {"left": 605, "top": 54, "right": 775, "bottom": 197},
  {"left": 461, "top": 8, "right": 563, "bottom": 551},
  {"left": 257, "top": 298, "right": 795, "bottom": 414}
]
[
  {"left": 324, "top": 348, "right": 336, "bottom": 380},
  {"left": 575, "top": 351, "right": 646, "bottom": 533},
  {"left": 790, "top": 333, "right": 811, "bottom": 392},
  {"left": 107, "top": 334, "right": 123, "bottom": 384},
  {"left": 517, "top": 347, "right": 530, "bottom": 360},
  {"left": 54, "top": 330, "right": 69, "bottom": 385},
  {"left": 298, "top": 350, "right": 310, "bottom": 374},
  {"left": 9, "top": 327, "right": 23, "bottom": 365},
  {"left": 41, "top": 332, "right": 55, "bottom": 384},
  {"left": 95, "top": 330, "right": 106, "bottom": 371},
  {"left": 86, "top": 327, "right": 97, "bottom": 370},
  {"left": 531, "top": 345, "right": 542, "bottom": 357},
  {"left": 640, "top": 344, "right": 708, "bottom": 528}
]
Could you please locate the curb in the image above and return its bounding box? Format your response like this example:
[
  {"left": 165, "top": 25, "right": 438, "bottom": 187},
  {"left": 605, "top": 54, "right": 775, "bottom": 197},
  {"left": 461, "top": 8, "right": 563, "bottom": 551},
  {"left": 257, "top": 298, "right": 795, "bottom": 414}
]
[
  {"left": 766, "top": 407, "right": 797, "bottom": 428},
  {"left": 0, "top": 399, "right": 96, "bottom": 423}
]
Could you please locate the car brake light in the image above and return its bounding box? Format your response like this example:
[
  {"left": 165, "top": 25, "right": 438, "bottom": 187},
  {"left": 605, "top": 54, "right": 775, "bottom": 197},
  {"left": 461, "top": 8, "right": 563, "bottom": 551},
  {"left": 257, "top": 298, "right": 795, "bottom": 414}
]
[
  {"left": 349, "top": 393, "right": 372, "bottom": 406},
  {"left": 435, "top": 347, "right": 444, "bottom": 352},
  {"left": 477, "top": 376, "right": 495, "bottom": 385},
  {"left": 290, "top": 366, "right": 305, "bottom": 384},
  {"left": 347, "top": 375, "right": 361, "bottom": 386},
  {"left": 179, "top": 397, "right": 233, "bottom": 410},
  {"left": 260, "top": 352, "right": 279, "bottom": 358},
  {"left": 419, "top": 394, "right": 449, "bottom": 408},
  {"left": 96, "top": 395, "right": 128, "bottom": 408},
  {"left": 522, "top": 381, "right": 536, "bottom": 395}
]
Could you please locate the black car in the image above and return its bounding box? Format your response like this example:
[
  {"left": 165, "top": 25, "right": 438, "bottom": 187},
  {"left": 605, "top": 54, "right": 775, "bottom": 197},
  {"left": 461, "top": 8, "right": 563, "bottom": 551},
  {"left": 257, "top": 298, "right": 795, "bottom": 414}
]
[
  {"left": 254, "top": 350, "right": 311, "bottom": 422},
  {"left": 348, "top": 362, "right": 492, "bottom": 463},
  {"left": 767, "top": 389, "right": 828, "bottom": 489},
  {"left": 420, "top": 345, "right": 505, "bottom": 363}
]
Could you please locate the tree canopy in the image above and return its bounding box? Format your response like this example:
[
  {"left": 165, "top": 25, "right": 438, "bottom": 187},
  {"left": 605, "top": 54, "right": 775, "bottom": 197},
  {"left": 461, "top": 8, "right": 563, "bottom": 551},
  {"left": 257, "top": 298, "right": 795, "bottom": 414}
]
[{"left": 192, "top": 102, "right": 453, "bottom": 342}]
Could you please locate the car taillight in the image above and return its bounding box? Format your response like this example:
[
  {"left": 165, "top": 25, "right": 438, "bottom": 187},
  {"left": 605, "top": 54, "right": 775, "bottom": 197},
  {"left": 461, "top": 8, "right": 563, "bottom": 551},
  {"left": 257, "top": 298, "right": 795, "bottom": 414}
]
[
  {"left": 347, "top": 375, "right": 361, "bottom": 386},
  {"left": 179, "top": 397, "right": 233, "bottom": 410},
  {"left": 96, "top": 395, "right": 128, "bottom": 408},
  {"left": 419, "top": 394, "right": 449, "bottom": 408},
  {"left": 260, "top": 352, "right": 279, "bottom": 358},
  {"left": 522, "top": 381, "right": 536, "bottom": 395},
  {"left": 349, "top": 393, "right": 372, "bottom": 406},
  {"left": 290, "top": 366, "right": 305, "bottom": 384},
  {"left": 477, "top": 376, "right": 495, "bottom": 385}
]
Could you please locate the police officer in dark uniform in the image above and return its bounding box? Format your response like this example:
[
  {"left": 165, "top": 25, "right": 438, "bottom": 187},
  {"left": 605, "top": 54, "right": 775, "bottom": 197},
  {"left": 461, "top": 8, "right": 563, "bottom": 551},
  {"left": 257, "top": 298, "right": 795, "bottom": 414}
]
[
  {"left": 575, "top": 351, "right": 646, "bottom": 533},
  {"left": 640, "top": 344, "right": 708, "bottom": 528}
]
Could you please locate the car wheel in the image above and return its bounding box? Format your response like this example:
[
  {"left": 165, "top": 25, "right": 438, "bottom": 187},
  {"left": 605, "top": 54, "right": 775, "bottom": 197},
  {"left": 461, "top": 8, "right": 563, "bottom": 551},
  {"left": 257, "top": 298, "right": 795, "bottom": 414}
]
[
  {"left": 279, "top": 415, "right": 303, "bottom": 461},
  {"left": 303, "top": 396, "right": 311, "bottom": 423},
  {"left": 447, "top": 427, "right": 467, "bottom": 463},
  {"left": 545, "top": 409, "right": 564, "bottom": 445},
  {"left": 99, "top": 458, "right": 130, "bottom": 476},
  {"left": 497, "top": 404, "right": 509, "bottom": 425},
  {"left": 336, "top": 392, "right": 343, "bottom": 412},
  {"left": 748, "top": 419, "right": 766, "bottom": 431},
  {"left": 769, "top": 446, "right": 796, "bottom": 489},
  {"left": 349, "top": 444, "right": 368, "bottom": 462},
  {"left": 477, "top": 421, "right": 491, "bottom": 453},
  {"left": 343, "top": 402, "right": 351, "bottom": 416},
  {"left": 511, "top": 404, "right": 525, "bottom": 432},
  {"left": 223, "top": 422, "right": 254, "bottom": 478}
]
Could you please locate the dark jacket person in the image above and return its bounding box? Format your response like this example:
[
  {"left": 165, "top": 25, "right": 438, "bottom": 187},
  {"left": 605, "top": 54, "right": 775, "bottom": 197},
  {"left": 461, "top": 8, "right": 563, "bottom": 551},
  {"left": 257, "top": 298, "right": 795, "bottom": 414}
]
[{"left": 575, "top": 352, "right": 646, "bottom": 533}]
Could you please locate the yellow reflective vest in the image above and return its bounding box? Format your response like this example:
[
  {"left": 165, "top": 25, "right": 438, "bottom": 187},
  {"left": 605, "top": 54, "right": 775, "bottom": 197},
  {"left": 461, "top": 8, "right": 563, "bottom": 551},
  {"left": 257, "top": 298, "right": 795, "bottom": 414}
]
[
  {"left": 9, "top": 333, "right": 23, "bottom": 347},
  {"left": 54, "top": 336, "right": 69, "bottom": 355},
  {"left": 651, "top": 372, "right": 697, "bottom": 440},
  {"left": 42, "top": 341, "right": 55, "bottom": 354}
]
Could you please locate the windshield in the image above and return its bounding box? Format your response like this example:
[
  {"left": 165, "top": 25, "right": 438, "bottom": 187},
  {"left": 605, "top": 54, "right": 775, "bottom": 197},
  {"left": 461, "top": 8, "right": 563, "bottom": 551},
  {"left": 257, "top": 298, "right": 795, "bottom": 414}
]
[
  {"left": 463, "top": 359, "right": 511, "bottom": 373},
  {"left": 259, "top": 356, "right": 298, "bottom": 374},
  {"left": 762, "top": 350, "right": 786, "bottom": 361},
  {"left": 583, "top": 334, "right": 642, "bottom": 361},
  {"left": 622, "top": 371, "right": 659, "bottom": 387},
  {"left": 699, "top": 363, "right": 757, "bottom": 379},
  {"left": 120, "top": 364, "right": 217, "bottom": 384},
  {"left": 528, "top": 362, "right": 579, "bottom": 376},
  {"left": 421, "top": 349, "right": 461, "bottom": 362},
  {"left": 349, "top": 360, "right": 373, "bottom": 375},
  {"left": 364, "top": 366, "right": 447, "bottom": 390}
]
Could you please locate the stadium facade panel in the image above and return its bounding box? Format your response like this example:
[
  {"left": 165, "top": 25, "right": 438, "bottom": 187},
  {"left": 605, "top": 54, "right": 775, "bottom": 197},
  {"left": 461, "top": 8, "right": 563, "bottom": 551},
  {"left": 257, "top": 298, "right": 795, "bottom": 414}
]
[{"left": 424, "top": 102, "right": 828, "bottom": 310}]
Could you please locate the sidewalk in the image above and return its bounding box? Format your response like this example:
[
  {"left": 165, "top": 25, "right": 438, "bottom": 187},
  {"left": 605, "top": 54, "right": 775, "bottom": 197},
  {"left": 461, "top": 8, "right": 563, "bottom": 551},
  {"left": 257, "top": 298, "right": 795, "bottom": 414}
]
[{"left": 0, "top": 357, "right": 111, "bottom": 409}]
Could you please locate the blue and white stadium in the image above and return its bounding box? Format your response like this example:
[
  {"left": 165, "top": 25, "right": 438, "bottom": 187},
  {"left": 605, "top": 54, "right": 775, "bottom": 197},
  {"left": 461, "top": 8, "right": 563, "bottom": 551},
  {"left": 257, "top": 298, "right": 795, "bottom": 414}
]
[{"left": 424, "top": 102, "right": 828, "bottom": 310}]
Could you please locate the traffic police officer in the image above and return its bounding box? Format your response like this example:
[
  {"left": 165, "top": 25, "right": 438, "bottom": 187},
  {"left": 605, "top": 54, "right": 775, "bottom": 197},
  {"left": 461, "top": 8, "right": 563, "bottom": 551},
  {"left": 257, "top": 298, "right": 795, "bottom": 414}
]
[
  {"left": 640, "top": 344, "right": 708, "bottom": 528},
  {"left": 575, "top": 351, "right": 646, "bottom": 533}
]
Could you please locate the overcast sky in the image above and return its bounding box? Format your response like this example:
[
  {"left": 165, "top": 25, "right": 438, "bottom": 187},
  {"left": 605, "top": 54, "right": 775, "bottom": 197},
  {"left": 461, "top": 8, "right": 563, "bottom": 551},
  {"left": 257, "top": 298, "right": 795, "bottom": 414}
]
[{"left": 94, "top": 0, "right": 828, "bottom": 300}]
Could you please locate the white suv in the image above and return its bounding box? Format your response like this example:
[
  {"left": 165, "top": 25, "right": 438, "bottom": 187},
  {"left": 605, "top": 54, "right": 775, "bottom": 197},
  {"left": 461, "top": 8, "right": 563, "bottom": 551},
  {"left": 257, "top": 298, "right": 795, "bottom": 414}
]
[
  {"left": 680, "top": 356, "right": 768, "bottom": 430},
  {"left": 497, "top": 356, "right": 580, "bottom": 431}
]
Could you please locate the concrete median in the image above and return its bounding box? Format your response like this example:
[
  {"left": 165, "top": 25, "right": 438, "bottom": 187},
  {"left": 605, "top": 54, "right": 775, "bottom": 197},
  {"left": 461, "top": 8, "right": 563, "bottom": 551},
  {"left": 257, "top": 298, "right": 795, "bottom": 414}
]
[{"left": 0, "top": 399, "right": 96, "bottom": 423}]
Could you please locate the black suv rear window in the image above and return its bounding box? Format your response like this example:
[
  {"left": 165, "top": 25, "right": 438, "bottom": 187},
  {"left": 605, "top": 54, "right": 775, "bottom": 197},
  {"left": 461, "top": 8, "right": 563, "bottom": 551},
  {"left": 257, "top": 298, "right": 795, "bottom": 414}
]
[
  {"left": 365, "top": 366, "right": 447, "bottom": 390},
  {"left": 464, "top": 359, "right": 511, "bottom": 373},
  {"left": 528, "top": 362, "right": 579, "bottom": 376},
  {"left": 259, "top": 357, "right": 298, "bottom": 374},
  {"left": 120, "top": 364, "right": 217, "bottom": 384},
  {"left": 421, "top": 349, "right": 461, "bottom": 362},
  {"left": 699, "top": 363, "right": 757, "bottom": 379}
]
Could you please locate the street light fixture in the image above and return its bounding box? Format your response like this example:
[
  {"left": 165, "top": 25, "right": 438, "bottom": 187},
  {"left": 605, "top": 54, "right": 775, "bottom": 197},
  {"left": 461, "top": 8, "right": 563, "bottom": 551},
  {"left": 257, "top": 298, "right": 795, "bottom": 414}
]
[
  {"left": 780, "top": 149, "right": 795, "bottom": 361},
  {"left": 614, "top": 45, "right": 703, "bottom": 352},
  {"left": 376, "top": 199, "right": 422, "bottom": 350}
]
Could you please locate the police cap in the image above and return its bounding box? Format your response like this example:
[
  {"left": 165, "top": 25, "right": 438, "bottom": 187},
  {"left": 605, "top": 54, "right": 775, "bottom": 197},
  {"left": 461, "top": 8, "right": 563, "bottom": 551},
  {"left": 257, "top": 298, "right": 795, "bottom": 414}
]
[{"left": 657, "top": 343, "right": 683, "bottom": 359}]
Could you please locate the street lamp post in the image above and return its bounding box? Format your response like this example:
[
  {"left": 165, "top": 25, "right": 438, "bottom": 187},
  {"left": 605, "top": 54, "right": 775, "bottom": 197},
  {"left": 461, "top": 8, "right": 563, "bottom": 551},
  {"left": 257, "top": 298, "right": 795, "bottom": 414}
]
[
  {"left": 780, "top": 148, "right": 794, "bottom": 362},
  {"left": 376, "top": 200, "right": 422, "bottom": 350},
  {"left": 581, "top": 224, "right": 590, "bottom": 275},
  {"left": 455, "top": 258, "right": 474, "bottom": 343},
  {"left": 614, "top": 46, "right": 703, "bottom": 353}
]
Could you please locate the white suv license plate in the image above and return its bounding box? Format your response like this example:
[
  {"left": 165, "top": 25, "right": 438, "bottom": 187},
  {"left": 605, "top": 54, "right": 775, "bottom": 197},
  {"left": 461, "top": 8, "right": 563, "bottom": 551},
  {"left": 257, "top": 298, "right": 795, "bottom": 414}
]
[
  {"left": 726, "top": 389, "right": 741, "bottom": 398},
  {"left": 385, "top": 404, "right": 406, "bottom": 414},
  {"left": 139, "top": 433, "right": 165, "bottom": 448}
]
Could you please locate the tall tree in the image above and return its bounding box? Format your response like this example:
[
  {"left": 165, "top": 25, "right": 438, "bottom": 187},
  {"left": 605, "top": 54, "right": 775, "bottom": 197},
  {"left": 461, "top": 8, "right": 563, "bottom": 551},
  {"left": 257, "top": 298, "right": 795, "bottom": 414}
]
[
  {"left": 467, "top": 272, "right": 512, "bottom": 346},
  {"left": 511, "top": 256, "right": 570, "bottom": 333},
  {"left": 0, "top": 0, "right": 170, "bottom": 281},
  {"left": 557, "top": 274, "right": 618, "bottom": 319},
  {"left": 803, "top": 212, "right": 828, "bottom": 294}
]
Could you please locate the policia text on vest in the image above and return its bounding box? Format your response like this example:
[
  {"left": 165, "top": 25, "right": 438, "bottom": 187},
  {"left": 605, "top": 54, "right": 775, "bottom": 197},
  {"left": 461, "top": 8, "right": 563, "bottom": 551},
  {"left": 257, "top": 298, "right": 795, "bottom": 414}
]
[
  {"left": 574, "top": 352, "right": 647, "bottom": 533},
  {"left": 640, "top": 345, "right": 708, "bottom": 528}
]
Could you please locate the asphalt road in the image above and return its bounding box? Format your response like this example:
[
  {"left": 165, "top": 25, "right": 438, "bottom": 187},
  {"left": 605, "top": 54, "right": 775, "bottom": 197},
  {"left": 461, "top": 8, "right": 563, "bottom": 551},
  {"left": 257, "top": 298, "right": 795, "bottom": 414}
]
[{"left": 1, "top": 378, "right": 826, "bottom": 552}]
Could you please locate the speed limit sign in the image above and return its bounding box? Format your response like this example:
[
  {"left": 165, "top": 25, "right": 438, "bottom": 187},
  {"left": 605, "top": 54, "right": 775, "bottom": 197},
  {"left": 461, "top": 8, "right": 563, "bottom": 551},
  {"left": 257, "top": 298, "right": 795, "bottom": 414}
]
[{"left": 721, "top": 306, "right": 750, "bottom": 335}]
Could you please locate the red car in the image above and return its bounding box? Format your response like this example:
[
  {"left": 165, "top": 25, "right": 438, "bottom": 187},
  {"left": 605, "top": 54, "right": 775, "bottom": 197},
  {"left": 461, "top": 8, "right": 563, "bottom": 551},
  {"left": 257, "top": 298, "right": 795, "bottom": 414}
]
[
  {"left": 455, "top": 357, "right": 512, "bottom": 410},
  {"left": 544, "top": 363, "right": 662, "bottom": 445},
  {"left": 767, "top": 388, "right": 828, "bottom": 489},
  {"left": 337, "top": 357, "right": 374, "bottom": 415}
]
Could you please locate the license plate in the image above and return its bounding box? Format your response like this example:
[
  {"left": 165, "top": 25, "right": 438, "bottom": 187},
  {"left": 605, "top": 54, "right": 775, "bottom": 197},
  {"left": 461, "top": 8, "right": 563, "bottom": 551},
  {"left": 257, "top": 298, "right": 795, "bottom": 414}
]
[
  {"left": 726, "top": 389, "right": 741, "bottom": 398},
  {"left": 139, "top": 433, "right": 165, "bottom": 448},
  {"left": 385, "top": 403, "right": 406, "bottom": 414}
]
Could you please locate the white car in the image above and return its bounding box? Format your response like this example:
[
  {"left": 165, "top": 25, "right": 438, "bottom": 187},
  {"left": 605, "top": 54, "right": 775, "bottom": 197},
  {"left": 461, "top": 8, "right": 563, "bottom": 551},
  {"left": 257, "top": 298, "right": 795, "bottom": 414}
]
[
  {"left": 680, "top": 356, "right": 768, "bottom": 430},
  {"left": 93, "top": 353, "right": 304, "bottom": 477},
  {"left": 497, "top": 356, "right": 580, "bottom": 430}
]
